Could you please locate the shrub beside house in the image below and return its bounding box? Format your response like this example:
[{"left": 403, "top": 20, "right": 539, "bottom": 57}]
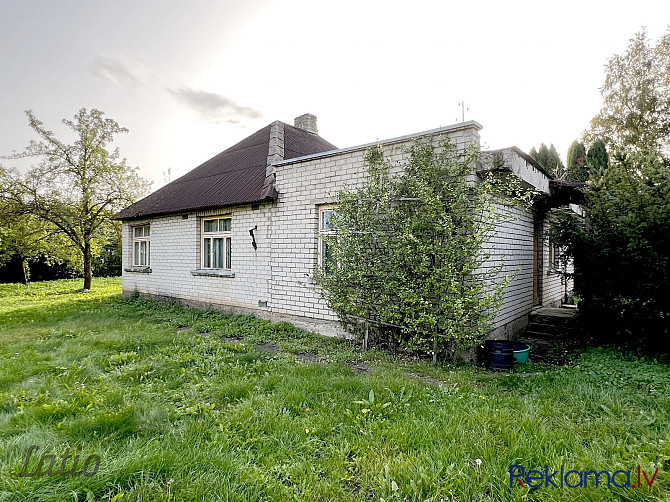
[{"left": 114, "top": 114, "right": 572, "bottom": 339}]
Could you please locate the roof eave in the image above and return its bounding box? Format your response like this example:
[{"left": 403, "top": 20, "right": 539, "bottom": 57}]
[
  {"left": 273, "top": 120, "right": 484, "bottom": 167},
  {"left": 112, "top": 192, "right": 278, "bottom": 222}
]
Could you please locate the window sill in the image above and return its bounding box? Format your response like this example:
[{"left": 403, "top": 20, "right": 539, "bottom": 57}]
[
  {"left": 125, "top": 267, "right": 152, "bottom": 274},
  {"left": 190, "top": 269, "right": 236, "bottom": 278}
]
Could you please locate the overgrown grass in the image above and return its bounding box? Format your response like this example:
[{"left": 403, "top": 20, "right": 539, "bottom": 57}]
[{"left": 0, "top": 278, "right": 668, "bottom": 501}]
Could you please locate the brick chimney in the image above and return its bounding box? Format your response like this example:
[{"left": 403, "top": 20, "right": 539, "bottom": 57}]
[
  {"left": 266, "top": 121, "right": 284, "bottom": 177},
  {"left": 294, "top": 113, "right": 318, "bottom": 135}
]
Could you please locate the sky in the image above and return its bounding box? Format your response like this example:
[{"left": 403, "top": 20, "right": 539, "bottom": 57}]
[{"left": 1, "top": 1, "right": 669, "bottom": 188}]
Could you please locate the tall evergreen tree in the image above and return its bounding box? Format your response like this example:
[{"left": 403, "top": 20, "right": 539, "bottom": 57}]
[
  {"left": 566, "top": 140, "right": 588, "bottom": 181},
  {"left": 547, "top": 144, "right": 565, "bottom": 178},
  {"left": 530, "top": 143, "right": 550, "bottom": 170},
  {"left": 586, "top": 139, "right": 609, "bottom": 172},
  {"left": 530, "top": 143, "right": 565, "bottom": 178}
]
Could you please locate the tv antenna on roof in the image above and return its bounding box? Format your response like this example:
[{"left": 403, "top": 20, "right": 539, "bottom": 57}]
[{"left": 457, "top": 101, "right": 469, "bottom": 122}]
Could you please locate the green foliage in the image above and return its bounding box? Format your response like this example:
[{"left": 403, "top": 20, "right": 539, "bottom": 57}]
[
  {"left": 315, "top": 139, "right": 533, "bottom": 357},
  {"left": 529, "top": 142, "right": 565, "bottom": 178},
  {"left": 92, "top": 220, "right": 122, "bottom": 277},
  {"left": 0, "top": 211, "right": 80, "bottom": 283},
  {"left": 1, "top": 109, "right": 150, "bottom": 289},
  {"left": 1, "top": 279, "right": 669, "bottom": 501},
  {"left": 566, "top": 140, "right": 588, "bottom": 181},
  {"left": 550, "top": 152, "right": 670, "bottom": 352},
  {"left": 0, "top": 174, "right": 82, "bottom": 282},
  {"left": 586, "top": 138, "right": 609, "bottom": 171},
  {"left": 552, "top": 28, "right": 670, "bottom": 354},
  {"left": 587, "top": 27, "right": 670, "bottom": 162}
]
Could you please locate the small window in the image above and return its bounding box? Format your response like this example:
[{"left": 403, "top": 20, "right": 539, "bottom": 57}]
[
  {"left": 202, "top": 217, "right": 232, "bottom": 270},
  {"left": 318, "top": 206, "right": 337, "bottom": 271},
  {"left": 132, "top": 225, "right": 150, "bottom": 267},
  {"left": 549, "top": 240, "right": 560, "bottom": 268}
]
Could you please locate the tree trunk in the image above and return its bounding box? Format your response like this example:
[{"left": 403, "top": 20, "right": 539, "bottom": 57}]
[
  {"left": 21, "top": 259, "right": 29, "bottom": 285},
  {"left": 83, "top": 240, "right": 92, "bottom": 290}
]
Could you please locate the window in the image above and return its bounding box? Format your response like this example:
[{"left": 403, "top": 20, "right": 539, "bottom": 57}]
[
  {"left": 549, "top": 241, "right": 560, "bottom": 269},
  {"left": 132, "top": 225, "right": 150, "bottom": 266},
  {"left": 318, "top": 206, "right": 337, "bottom": 271},
  {"left": 201, "top": 217, "right": 232, "bottom": 269}
]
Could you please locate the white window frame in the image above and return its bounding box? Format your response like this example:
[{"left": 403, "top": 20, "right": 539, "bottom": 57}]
[
  {"left": 132, "top": 225, "right": 150, "bottom": 267},
  {"left": 317, "top": 205, "right": 337, "bottom": 270},
  {"left": 201, "top": 216, "right": 232, "bottom": 270}
]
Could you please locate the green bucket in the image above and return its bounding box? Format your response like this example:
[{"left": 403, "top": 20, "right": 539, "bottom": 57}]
[{"left": 513, "top": 343, "right": 531, "bottom": 364}]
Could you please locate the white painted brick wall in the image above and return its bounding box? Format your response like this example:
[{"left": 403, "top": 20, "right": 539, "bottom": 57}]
[
  {"left": 267, "top": 126, "right": 481, "bottom": 322},
  {"left": 122, "top": 204, "right": 273, "bottom": 312},
  {"left": 122, "top": 122, "right": 570, "bottom": 337},
  {"left": 479, "top": 206, "right": 574, "bottom": 330},
  {"left": 479, "top": 203, "right": 535, "bottom": 330}
]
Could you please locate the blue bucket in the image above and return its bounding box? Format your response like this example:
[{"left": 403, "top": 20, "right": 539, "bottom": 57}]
[{"left": 485, "top": 340, "right": 514, "bottom": 371}]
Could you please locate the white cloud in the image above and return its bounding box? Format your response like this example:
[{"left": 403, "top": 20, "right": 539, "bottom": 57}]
[
  {"left": 168, "top": 86, "right": 262, "bottom": 123},
  {"left": 89, "top": 55, "right": 158, "bottom": 88},
  {"left": 90, "top": 54, "right": 262, "bottom": 124}
]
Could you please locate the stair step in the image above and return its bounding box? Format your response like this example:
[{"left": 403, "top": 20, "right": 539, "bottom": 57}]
[
  {"left": 530, "top": 315, "right": 562, "bottom": 325},
  {"left": 527, "top": 322, "right": 556, "bottom": 331},
  {"left": 520, "top": 307, "right": 581, "bottom": 365},
  {"left": 523, "top": 330, "right": 555, "bottom": 340}
]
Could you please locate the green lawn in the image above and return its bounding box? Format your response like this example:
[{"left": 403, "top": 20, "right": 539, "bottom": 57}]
[{"left": 0, "top": 279, "right": 668, "bottom": 501}]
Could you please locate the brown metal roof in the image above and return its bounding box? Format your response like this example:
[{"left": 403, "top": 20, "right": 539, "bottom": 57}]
[{"left": 113, "top": 121, "right": 337, "bottom": 220}]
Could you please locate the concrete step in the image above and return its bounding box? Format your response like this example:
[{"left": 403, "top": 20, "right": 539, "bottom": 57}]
[
  {"left": 520, "top": 308, "right": 581, "bottom": 365},
  {"left": 529, "top": 315, "right": 561, "bottom": 326},
  {"left": 531, "top": 307, "right": 577, "bottom": 318},
  {"left": 523, "top": 330, "right": 556, "bottom": 340},
  {"left": 526, "top": 322, "right": 557, "bottom": 334}
]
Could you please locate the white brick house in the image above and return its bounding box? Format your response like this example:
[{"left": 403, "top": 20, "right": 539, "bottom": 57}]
[{"left": 114, "top": 114, "right": 573, "bottom": 339}]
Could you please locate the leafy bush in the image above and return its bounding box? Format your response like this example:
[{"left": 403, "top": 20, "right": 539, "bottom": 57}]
[
  {"left": 315, "top": 139, "right": 532, "bottom": 358},
  {"left": 551, "top": 152, "right": 670, "bottom": 353}
]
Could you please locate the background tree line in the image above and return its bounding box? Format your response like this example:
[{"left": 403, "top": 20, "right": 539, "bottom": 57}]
[{"left": 529, "top": 138, "right": 608, "bottom": 182}]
